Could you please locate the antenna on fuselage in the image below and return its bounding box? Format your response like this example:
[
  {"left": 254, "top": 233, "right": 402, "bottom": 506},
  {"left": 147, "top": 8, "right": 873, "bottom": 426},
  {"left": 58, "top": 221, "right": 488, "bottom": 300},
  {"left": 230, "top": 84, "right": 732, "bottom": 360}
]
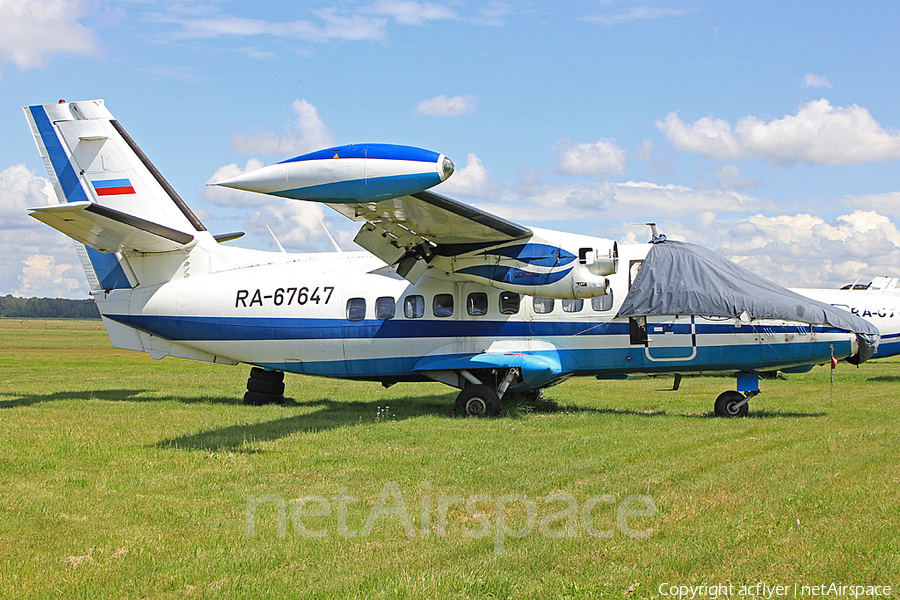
[
  {"left": 633, "top": 222, "right": 667, "bottom": 243},
  {"left": 266, "top": 225, "right": 287, "bottom": 253},
  {"left": 646, "top": 222, "right": 666, "bottom": 243},
  {"left": 321, "top": 223, "right": 343, "bottom": 253}
]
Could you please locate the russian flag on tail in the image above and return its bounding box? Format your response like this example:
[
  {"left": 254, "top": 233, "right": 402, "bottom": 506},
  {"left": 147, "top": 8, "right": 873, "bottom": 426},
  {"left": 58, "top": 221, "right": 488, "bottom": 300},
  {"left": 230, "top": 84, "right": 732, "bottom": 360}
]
[{"left": 91, "top": 177, "right": 135, "bottom": 196}]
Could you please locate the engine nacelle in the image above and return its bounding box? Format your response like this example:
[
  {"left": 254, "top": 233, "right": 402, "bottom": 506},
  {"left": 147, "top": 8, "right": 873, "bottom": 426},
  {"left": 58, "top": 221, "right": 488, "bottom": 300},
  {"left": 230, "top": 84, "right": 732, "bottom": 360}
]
[
  {"left": 579, "top": 242, "right": 618, "bottom": 277},
  {"left": 431, "top": 229, "right": 618, "bottom": 299}
]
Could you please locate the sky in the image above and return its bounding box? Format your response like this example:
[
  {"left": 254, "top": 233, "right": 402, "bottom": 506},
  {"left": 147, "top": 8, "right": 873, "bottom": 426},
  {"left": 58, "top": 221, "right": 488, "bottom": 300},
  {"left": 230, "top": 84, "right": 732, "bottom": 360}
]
[{"left": 3, "top": 0, "right": 900, "bottom": 297}]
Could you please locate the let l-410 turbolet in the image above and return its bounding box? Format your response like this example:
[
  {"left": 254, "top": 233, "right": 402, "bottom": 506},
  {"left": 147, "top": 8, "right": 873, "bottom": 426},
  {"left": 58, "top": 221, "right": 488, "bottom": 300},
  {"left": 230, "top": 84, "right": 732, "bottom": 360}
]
[{"left": 23, "top": 99, "right": 879, "bottom": 418}]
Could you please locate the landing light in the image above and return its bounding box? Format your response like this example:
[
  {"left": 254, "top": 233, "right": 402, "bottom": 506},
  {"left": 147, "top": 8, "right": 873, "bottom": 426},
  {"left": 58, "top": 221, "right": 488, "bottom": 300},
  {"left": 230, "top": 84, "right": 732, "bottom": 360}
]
[{"left": 442, "top": 157, "right": 455, "bottom": 178}]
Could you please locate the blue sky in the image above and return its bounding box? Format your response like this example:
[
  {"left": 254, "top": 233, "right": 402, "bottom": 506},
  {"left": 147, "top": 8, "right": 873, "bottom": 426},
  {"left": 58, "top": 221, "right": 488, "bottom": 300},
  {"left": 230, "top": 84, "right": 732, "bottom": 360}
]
[{"left": 3, "top": 0, "right": 900, "bottom": 297}]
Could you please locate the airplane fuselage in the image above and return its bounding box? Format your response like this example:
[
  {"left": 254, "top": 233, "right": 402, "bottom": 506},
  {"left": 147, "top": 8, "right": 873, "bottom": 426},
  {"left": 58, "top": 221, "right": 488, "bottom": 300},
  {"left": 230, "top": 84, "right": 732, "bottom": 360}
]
[{"left": 98, "top": 241, "right": 858, "bottom": 392}]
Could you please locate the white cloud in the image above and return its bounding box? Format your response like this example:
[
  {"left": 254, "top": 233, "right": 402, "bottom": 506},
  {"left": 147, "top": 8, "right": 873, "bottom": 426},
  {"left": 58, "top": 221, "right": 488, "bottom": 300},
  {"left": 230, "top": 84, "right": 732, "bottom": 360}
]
[
  {"left": 475, "top": 178, "right": 763, "bottom": 225},
  {"left": 471, "top": 2, "right": 513, "bottom": 26},
  {"left": 0, "top": 0, "right": 96, "bottom": 72},
  {"left": 0, "top": 164, "right": 56, "bottom": 226},
  {"left": 633, "top": 139, "right": 674, "bottom": 177},
  {"left": 613, "top": 181, "right": 762, "bottom": 217},
  {"left": 0, "top": 164, "right": 88, "bottom": 297},
  {"left": 839, "top": 191, "right": 900, "bottom": 218},
  {"left": 16, "top": 254, "right": 84, "bottom": 297},
  {"left": 657, "top": 99, "right": 900, "bottom": 165},
  {"left": 160, "top": 0, "right": 497, "bottom": 45},
  {"left": 237, "top": 47, "right": 278, "bottom": 60},
  {"left": 656, "top": 112, "right": 743, "bottom": 159},
  {"left": 582, "top": 6, "right": 691, "bottom": 25},
  {"left": 719, "top": 211, "right": 900, "bottom": 287},
  {"left": 802, "top": 73, "right": 832, "bottom": 88},
  {"left": 204, "top": 159, "right": 266, "bottom": 206},
  {"left": 554, "top": 136, "right": 627, "bottom": 178},
  {"left": 563, "top": 181, "right": 617, "bottom": 210},
  {"left": 714, "top": 164, "right": 759, "bottom": 192},
  {"left": 161, "top": 11, "right": 388, "bottom": 43},
  {"left": 247, "top": 201, "right": 329, "bottom": 251},
  {"left": 363, "top": 1, "right": 458, "bottom": 25},
  {"left": 434, "top": 153, "right": 498, "bottom": 198},
  {"left": 232, "top": 99, "right": 336, "bottom": 156},
  {"left": 417, "top": 94, "right": 476, "bottom": 117}
]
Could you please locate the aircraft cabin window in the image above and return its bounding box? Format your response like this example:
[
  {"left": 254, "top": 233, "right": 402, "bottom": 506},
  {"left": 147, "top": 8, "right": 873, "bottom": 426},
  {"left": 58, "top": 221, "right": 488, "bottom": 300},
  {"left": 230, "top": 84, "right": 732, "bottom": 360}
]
[
  {"left": 629, "top": 260, "right": 643, "bottom": 289},
  {"left": 403, "top": 295, "right": 424, "bottom": 319},
  {"left": 433, "top": 294, "right": 454, "bottom": 318},
  {"left": 375, "top": 297, "right": 396, "bottom": 320},
  {"left": 346, "top": 298, "right": 366, "bottom": 321},
  {"left": 499, "top": 291, "right": 521, "bottom": 315},
  {"left": 591, "top": 291, "right": 614, "bottom": 312},
  {"left": 467, "top": 292, "right": 488, "bottom": 316},
  {"left": 533, "top": 296, "right": 555, "bottom": 314},
  {"left": 562, "top": 298, "right": 583, "bottom": 313}
]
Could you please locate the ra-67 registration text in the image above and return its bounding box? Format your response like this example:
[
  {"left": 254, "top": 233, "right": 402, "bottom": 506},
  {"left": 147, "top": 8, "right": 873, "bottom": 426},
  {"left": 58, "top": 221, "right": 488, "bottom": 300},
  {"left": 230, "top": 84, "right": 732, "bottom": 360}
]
[{"left": 235, "top": 286, "right": 335, "bottom": 308}]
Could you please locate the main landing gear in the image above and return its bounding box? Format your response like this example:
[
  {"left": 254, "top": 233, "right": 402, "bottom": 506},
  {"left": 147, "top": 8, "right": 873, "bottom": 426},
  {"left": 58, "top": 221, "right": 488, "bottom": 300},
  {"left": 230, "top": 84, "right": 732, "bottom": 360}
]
[
  {"left": 713, "top": 372, "right": 759, "bottom": 418},
  {"left": 453, "top": 368, "right": 521, "bottom": 417}
]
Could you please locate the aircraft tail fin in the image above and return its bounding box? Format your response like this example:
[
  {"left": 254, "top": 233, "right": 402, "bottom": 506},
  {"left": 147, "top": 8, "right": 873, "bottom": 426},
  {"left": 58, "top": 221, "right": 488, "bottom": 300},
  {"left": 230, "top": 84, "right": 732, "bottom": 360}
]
[{"left": 23, "top": 99, "right": 208, "bottom": 292}]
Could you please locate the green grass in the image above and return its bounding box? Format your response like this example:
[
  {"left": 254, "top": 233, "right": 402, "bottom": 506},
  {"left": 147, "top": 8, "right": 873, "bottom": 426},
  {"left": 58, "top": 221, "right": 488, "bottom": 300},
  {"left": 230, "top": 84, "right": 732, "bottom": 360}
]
[{"left": 0, "top": 319, "right": 898, "bottom": 599}]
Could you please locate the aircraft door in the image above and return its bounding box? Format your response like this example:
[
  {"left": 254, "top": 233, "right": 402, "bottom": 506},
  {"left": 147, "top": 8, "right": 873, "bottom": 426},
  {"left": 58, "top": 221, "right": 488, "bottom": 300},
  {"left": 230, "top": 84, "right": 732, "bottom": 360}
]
[
  {"left": 643, "top": 315, "right": 697, "bottom": 361},
  {"left": 459, "top": 283, "right": 491, "bottom": 354}
]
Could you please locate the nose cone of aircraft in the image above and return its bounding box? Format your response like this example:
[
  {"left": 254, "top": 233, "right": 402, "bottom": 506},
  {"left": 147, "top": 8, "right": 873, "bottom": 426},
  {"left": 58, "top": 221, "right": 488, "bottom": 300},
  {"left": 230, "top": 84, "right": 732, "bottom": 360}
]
[
  {"left": 211, "top": 163, "right": 288, "bottom": 195},
  {"left": 440, "top": 156, "right": 454, "bottom": 181}
]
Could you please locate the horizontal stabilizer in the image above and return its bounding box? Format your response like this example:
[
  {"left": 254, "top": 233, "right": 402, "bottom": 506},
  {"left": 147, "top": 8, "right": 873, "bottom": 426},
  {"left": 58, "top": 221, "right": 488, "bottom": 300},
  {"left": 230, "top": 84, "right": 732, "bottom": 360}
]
[
  {"left": 29, "top": 201, "right": 194, "bottom": 254},
  {"left": 213, "top": 231, "right": 245, "bottom": 243}
]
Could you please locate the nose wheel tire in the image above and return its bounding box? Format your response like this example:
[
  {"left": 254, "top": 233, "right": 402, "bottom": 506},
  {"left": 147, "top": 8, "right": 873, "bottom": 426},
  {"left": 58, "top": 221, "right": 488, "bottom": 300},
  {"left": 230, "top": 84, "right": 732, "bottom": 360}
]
[
  {"left": 714, "top": 390, "right": 749, "bottom": 418},
  {"left": 454, "top": 384, "right": 501, "bottom": 417}
]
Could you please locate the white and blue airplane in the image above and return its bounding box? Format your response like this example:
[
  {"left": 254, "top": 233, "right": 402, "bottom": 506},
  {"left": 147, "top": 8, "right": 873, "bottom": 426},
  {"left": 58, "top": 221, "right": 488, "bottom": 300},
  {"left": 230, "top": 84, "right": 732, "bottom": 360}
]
[
  {"left": 794, "top": 277, "right": 900, "bottom": 360},
  {"left": 22, "top": 99, "right": 881, "bottom": 418}
]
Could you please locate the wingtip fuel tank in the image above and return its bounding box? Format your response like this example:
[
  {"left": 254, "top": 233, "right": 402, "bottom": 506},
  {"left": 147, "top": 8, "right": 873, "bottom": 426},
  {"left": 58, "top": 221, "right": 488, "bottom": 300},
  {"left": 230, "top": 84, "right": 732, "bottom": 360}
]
[{"left": 213, "top": 143, "right": 454, "bottom": 204}]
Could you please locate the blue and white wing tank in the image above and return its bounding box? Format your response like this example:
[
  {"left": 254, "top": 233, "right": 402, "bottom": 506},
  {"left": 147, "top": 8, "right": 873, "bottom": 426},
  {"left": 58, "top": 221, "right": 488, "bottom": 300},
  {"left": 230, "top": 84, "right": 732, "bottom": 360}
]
[{"left": 214, "top": 143, "right": 454, "bottom": 203}]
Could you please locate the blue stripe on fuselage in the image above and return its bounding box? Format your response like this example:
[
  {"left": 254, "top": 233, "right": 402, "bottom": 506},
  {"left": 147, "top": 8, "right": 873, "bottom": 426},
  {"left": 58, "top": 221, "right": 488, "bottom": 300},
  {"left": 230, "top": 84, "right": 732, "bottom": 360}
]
[
  {"left": 104, "top": 313, "right": 853, "bottom": 380},
  {"left": 103, "top": 313, "right": 845, "bottom": 342}
]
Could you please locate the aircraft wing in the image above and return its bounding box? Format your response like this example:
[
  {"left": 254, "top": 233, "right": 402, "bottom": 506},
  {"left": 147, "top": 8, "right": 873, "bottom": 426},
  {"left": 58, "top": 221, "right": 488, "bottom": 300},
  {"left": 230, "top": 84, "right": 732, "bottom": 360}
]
[
  {"left": 213, "top": 144, "right": 533, "bottom": 279},
  {"left": 323, "top": 190, "right": 531, "bottom": 245}
]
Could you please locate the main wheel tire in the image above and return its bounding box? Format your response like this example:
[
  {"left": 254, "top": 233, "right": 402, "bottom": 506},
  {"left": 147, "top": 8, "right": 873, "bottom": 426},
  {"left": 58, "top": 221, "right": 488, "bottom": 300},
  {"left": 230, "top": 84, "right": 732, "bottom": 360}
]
[
  {"left": 250, "top": 367, "right": 284, "bottom": 382},
  {"left": 243, "top": 391, "right": 284, "bottom": 406},
  {"left": 714, "top": 390, "right": 749, "bottom": 418},
  {"left": 247, "top": 378, "right": 285, "bottom": 395},
  {"left": 454, "top": 384, "right": 501, "bottom": 417}
]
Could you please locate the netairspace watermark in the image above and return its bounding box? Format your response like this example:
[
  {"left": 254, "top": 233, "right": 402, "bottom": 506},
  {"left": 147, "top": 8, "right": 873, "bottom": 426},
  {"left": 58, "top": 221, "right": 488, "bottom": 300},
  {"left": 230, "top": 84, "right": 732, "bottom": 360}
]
[
  {"left": 658, "top": 582, "right": 893, "bottom": 599},
  {"left": 245, "top": 481, "right": 657, "bottom": 554}
]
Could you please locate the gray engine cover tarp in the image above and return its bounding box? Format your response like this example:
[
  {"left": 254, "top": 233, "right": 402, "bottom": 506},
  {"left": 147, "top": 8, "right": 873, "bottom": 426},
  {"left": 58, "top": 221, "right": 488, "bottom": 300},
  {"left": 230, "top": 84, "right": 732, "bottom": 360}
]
[{"left": 616, "top": 240, "right": 879, "bottom": 363}]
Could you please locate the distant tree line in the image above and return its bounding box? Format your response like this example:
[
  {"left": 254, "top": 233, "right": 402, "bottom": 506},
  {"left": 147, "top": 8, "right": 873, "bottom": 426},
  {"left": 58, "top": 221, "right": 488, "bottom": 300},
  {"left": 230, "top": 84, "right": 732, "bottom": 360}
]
[{"left": 0, "top": 295, "right": 100, "bottom": 319}]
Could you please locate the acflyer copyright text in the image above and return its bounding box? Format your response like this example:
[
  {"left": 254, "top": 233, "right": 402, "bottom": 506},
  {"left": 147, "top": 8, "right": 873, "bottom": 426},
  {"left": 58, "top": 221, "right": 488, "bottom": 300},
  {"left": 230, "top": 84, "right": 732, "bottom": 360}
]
[{"left": 658, "top": 582, "right": 892, "bottom": 599}]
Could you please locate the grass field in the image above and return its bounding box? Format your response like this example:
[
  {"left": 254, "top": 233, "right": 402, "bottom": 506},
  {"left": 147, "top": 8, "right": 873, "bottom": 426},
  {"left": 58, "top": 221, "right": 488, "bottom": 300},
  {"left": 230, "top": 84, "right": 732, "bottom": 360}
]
[{"left": 0, "top": 319, "right": 897, "bottom": 599}]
